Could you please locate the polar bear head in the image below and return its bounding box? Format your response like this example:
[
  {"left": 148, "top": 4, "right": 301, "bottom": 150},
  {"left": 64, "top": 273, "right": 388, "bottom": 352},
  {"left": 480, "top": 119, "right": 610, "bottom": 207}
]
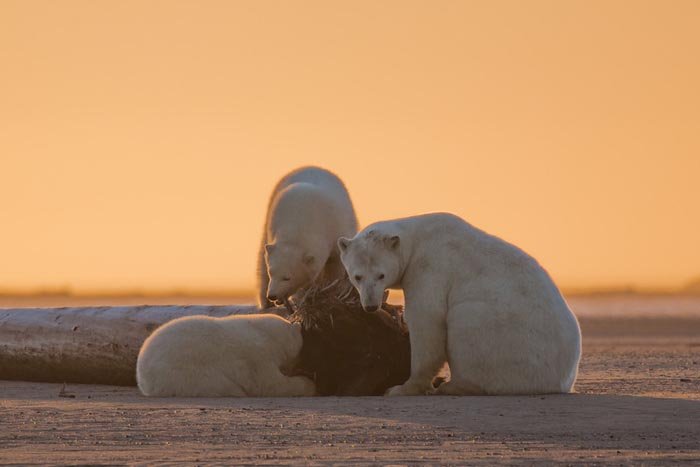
[
  {"left": 265, "top": 241, "right": 323, "bottom": 303},
  {"left": 337, "top": 230, "right": 401, "bottom": 312}
]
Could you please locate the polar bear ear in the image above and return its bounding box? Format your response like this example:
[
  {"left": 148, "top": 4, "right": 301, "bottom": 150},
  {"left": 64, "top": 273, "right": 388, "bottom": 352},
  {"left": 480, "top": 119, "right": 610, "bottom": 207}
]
[
  {"left": 387, "top": 235, "right": 400, "bottom": 250},
  {"left": 337, "top": 237, "right": 352, "bottom": 253},
  {"left": 303, "top": 254, "right": 315, "bottom": 266}
]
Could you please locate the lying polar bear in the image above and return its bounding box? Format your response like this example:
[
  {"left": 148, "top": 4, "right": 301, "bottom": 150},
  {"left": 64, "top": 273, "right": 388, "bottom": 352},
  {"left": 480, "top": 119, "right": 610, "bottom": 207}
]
[
  {"left": 338, "top": 212, "right": 582, "bottom": 396},
  {"left": 136, "top": 314, "right": 316, "bottom": 397}
]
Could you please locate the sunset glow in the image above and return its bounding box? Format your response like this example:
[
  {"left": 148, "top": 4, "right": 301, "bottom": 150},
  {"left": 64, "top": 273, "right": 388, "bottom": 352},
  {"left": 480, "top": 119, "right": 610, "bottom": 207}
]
[{"left": 2, "top": 1, "right": 699, "bottom": 294}]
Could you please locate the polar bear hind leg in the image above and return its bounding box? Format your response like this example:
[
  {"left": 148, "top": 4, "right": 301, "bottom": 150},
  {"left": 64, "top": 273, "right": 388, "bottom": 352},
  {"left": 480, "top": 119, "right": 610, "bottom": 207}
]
[{"left": 442, "top": 301, "right": 567, "bottom": 395}]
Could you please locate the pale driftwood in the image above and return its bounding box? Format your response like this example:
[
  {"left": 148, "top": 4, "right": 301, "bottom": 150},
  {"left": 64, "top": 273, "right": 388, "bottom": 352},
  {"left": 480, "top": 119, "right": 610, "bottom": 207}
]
[{"left": 0, "top": 305, "right": 257, "bottom": 386}]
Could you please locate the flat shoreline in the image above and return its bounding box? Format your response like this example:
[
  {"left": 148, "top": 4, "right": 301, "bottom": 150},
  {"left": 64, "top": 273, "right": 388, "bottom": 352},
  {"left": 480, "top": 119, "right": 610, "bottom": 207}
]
[{"left": 2, "top": 312, "right": 699, "bottom": 464}]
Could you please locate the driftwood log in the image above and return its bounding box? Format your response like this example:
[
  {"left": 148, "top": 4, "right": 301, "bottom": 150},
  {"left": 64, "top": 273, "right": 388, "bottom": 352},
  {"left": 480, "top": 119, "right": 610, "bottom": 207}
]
[
  {"left": 0, "top": 287, "right": 412, "bottom": 393},
  {"left": 0, "top": 305, "right": 256, "bottom": 386},
  {"left": 290, "top": 279, "right": 411, "bottom": 396}
]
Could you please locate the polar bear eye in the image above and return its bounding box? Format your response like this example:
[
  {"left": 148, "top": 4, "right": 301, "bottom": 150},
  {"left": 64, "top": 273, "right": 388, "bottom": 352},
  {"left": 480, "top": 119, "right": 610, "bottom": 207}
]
[
  {"left": 282, "top": 277, "right": 291, "bottom": 282},
  {"left": 377, "top": 273, "right": 385, "bottom": 280},
  {"left": 354, "top": 275, "right": 363, "bottom": 282}
]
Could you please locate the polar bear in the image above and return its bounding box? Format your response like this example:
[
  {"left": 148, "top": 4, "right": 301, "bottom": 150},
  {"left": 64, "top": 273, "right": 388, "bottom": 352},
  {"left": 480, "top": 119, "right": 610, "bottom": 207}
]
[
  {"left": 258, "top": 166, "right": 358, "bottom": 309},
  {"left": 337, "top": 213, "right": 582, "bottom": 396},
  {"left": 136, "top": 314, "right": 316, "bottom": 397}
]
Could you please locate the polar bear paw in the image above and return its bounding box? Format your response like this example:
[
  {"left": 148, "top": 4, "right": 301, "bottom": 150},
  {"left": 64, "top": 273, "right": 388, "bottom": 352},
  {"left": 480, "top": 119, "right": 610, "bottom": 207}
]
[{"left": 385, "top": 381, "right": 435, "bottom": 396}]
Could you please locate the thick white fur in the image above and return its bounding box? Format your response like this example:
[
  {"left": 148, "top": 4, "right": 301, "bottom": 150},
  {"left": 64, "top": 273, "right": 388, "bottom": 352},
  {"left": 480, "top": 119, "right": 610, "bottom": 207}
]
[
  {"left": 136, "top": 314, "right": 316, "bottom": 397},
  {"left": 338, "top": 213, "right": 582, "bottom": 396},
  {"left": 257, "top": 166, "right": 358, "bottom": 308}
]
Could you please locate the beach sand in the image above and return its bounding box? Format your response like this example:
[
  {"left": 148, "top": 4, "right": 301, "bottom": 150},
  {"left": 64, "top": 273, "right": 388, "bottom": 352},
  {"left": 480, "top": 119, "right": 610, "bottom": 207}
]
[{"left": 1, "top": 298, "right": 699, "bottom": 464}]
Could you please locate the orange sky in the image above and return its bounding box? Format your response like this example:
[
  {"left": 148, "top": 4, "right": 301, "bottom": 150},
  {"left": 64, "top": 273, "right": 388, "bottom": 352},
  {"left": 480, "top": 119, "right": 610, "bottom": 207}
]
[{"left": 1, "top": 0, "right": 699, "bottom": 293}]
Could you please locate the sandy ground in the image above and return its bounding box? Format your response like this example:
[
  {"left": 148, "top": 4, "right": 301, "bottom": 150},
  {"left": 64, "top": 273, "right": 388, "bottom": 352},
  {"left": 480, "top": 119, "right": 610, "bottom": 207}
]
[{"left": 1, "top": 307, "right": 700, "bottom": 465}]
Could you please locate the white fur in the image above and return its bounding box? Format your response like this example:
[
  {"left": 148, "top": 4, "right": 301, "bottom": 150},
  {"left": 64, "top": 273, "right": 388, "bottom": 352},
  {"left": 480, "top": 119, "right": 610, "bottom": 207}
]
[
  {"left": 338, "top": 213, "right": 582, "bottom": 396},
  {"left": 136, "top": 314, "right": 316, "bottom": 397},
  {"left": 257, "top": 166, "right": 358, "bottom": 308}
]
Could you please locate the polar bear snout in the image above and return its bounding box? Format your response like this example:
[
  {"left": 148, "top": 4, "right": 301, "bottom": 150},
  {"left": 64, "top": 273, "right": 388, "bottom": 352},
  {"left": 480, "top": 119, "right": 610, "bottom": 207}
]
[
  {"left": 358, "top": 287, "right": 383, "bottom": 312},
  {"left": 349, "top": 277, "right": 390, "bottom": 313},
  {"left": 267, "top": 278, "right": 296, "bottom": 303}
]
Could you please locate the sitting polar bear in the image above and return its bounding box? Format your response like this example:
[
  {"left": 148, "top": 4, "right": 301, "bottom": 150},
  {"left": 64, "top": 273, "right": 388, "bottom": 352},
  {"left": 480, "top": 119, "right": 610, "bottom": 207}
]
[
  {"left": 136, "top": 314, "right": 316, "bottom": 397},
  {"left": 338, "top": 212, "right": 582, "bottom": 396}
]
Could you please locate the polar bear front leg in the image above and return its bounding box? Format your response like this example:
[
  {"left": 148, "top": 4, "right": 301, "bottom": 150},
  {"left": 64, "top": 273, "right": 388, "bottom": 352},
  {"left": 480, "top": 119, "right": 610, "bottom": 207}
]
[
  {"left": 386, "top": 301, "right": 447, "bottom": 396},
  {"left": 263, "top": 369, "right": 317, "bottom": 397},
  {"left": 257, "top": 244, "right": 275, "bottom": 309}
]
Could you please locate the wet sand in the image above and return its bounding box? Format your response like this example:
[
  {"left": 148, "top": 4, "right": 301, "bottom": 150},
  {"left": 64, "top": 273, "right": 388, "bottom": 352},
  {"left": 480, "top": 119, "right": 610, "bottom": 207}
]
[{"left": 1, "top": 301, "right": 699, "bottom": 465}]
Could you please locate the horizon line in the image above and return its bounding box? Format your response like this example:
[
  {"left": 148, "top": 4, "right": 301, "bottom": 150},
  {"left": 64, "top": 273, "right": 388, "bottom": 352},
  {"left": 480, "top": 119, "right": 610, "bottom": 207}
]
[{"left": 1, "top": 285, "right": 699, "bottom": 298}]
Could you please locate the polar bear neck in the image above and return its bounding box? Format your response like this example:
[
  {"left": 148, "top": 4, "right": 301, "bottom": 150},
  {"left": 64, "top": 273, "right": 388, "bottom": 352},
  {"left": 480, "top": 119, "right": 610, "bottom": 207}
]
[{"left": 374, "top": 213, "right": 479, "bottom": 289}]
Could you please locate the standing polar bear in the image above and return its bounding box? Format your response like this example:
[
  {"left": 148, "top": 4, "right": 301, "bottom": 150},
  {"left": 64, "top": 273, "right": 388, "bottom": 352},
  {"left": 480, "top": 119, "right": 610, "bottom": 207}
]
[
  {"left": 338, "top": 213, "right": 582, "bottom": 396},
  {"left": 136, "top": 314, "right": 315, "bottom": 397},
  {"left": 258, "top": 166, "right": 358, "bottom": 309}
]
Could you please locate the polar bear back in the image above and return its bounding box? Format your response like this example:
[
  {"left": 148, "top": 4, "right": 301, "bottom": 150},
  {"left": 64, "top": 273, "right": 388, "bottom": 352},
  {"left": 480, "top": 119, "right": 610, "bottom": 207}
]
[
  {"left": 136, "top": 314, "right": 310, "bottom": 397},
  {"left": 268, "top": 166, "right": 356, "bottom": 214},
  {"left": 267, "top": 167, "right": 358, "bottom": 241}
]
